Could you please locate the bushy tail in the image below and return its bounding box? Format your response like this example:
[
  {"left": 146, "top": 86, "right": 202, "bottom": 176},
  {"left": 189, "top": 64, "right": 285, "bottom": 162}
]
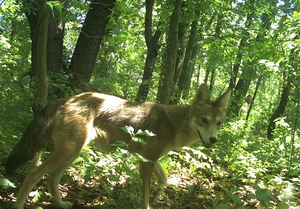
[{"left": 5, "top": 99, "right": 67, "bottom": 175}]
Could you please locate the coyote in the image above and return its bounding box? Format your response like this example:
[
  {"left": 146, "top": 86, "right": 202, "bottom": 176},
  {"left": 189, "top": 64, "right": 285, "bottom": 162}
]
[{"left": 5, "top": 84, "right": 231, "bottom": 209}]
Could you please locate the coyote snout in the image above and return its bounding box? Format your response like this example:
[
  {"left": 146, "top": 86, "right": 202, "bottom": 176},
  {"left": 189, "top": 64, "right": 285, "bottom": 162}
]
[{"left": 197, "top": 128, "right": 218, "bottom": 148}]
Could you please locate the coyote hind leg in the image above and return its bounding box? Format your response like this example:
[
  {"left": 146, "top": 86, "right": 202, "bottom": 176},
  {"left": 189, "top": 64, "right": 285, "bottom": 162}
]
[
  {"left": 13, "top": 144, "right": 83, "bottom": 209},
  {"left": 47, "top": 160, "right": 77, "bottom": 208}
]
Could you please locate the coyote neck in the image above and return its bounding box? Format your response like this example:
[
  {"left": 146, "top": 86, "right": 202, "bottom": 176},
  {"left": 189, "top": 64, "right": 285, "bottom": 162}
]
[
  {"left": 166, "top": 106, "right": 198, "bottom": 149},
  {"left": 164, "top": 105, "right": 190, "bottom": 129},
  {"left": 164, "top": 105, "right": 196, "bottom": 149}
]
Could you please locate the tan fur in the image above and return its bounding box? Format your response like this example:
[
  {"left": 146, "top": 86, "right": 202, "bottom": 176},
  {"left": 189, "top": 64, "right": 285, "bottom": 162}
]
[{"left": 6, "top": 84, "right": 231, "bottom": 209}]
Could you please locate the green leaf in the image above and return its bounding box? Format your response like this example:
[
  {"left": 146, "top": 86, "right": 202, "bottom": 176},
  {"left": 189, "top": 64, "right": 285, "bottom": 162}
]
[
  {"left": 30, "top": 190, "right": 47, "bottom": 203},
  {"left": 215, "top": 203, "right": 233, "bottom": 209},
  {"left": 73, "top": 156, "right": 84, "bottom": 163},
  {"left": 133, "top": 153, "right": 153, "bottom": 163},
  {"left": 110, "top": 140, "right": 128, "bottom": 147},
  {"left": 231, "top": 194, "right": 242, "bottom": 205},
  {"left": 136, "top": 129, "right": 156, "bottom": 137},
  {"left": 187, "top": 185, "right": 194, "bottom": 192},
  {"left": 120, "top": 125, "right": 134, "bottom": 135},
  {"left": 255, "top": 188, "right": 277, "bottom": 206},
  {"left": 83, "top": 164, "right": 95, "bottom": 179},
  {"left": 246, "top": 193, "right": 256, "bottom": 199},
  {"left": 223, "top": 193, "right": 231, "bottom": 203},
  {"left": 277, "top": 202, "right": 289, "bottom": 209},
  {"left": 132, "top": 136, "right": 146, "bottom": 145},
  {"left": 0, "top": 177, "right": 16, "bottom": 189}
]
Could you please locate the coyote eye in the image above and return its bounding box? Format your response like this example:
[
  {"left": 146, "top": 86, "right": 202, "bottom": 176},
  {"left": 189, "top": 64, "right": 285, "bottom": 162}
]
[
  {"left": 217, "top": 122, "right": 222, "bottom": 126},
  {"left": 201, "top": 118, "right": 208, "bottom": 124}
]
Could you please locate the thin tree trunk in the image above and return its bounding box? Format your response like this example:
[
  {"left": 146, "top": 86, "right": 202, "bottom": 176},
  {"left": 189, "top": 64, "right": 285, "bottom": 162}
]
[
  {"left": 208, "top": 13, "right": 223, "bottom": 93},
  {"left": 34, "top": 0, "right": 49, "bottom": 115},
  {"left": 229, "top": 1, "right": 254, "bottom": 89},
  {"left": 233, "top": 77, "right": 252, "bottom": 115},
  {"left": 135, "top": 0, "right": 161, "bottom": 102},
  {"left": 267, "top": 79, "right": 291, "bottom": 140},
  {"left": 234, "top": 15, "right": 272, "bottom": 115},
  {"left": 267, "top": 33, "right": 299, "bottom": 140},
  {"left": 246, "top": 75, "right": 262, "bottom": 121},
  {"left": 156, "top": 0, "right": 181, "bottom": 104},
  {"left": 22, "top": 0, "right": 38, "bottom": 79},
  {"left": 179, "top": 16, "right": 199, "bottom": 100}
]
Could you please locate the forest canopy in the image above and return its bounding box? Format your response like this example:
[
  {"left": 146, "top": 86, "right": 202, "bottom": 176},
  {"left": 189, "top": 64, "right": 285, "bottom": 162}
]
[{"left": 0, "top": 0, "right": 299, "bottom": 208}]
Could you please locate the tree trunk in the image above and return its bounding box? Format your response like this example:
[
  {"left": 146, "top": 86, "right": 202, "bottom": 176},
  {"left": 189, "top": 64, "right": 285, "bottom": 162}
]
[
  {"left": 69, "top": 0, "right": 116, "bottom": 82},
  {"left": 47, "top": 1, "right": 65, "bottom": 99},
  {"left": 233, "top": 76, "right": 252, "bottom": 115},
  {"left": 135, "top": 0, "right": 162, "bottom": 102},
  {"left": 231, "top": 9, "right": 273, "bottom": 116},
  {"left": 34, "top": 0, "right": 49, "bottom": 115},
  {"left": 156, "top": 0, "right": 181, "bottom": 104},
  {"left": 246, "top": 75, "right": 262, "bottom": 121},
  {"left": 22, "top": 0, "right": 38, "bottom": 79},
  {"left": 178, "top": 16, "right": 199, "bottom": 100},
  {"left": 267, "top": 80, "right": 290, "bottom": 140},
  {"left": 173, "top": 0, "right": 189, "bottom": 88},
  {"left": 267, "top": 33, "right": 299, "bottom": 140},
  {"left": 47, "top": 1, "right": 64, "bottom": 74}
]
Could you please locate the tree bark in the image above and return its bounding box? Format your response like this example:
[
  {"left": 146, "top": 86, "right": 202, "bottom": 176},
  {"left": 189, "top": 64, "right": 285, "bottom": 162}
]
[
  {"left": 47, "top": 1, "right": 64, "bottom": 74},
  {"left": 22, "top": 0, "right": 38, "bottom": 79},
  {"left": 34, "top": 0, "right": 49, "bottom": 115},
  {"left": 47, "top": 1, "right": 65, "bottom": 98},
  {"left": 156, "top": 0, "right": 181, "bottom": 104},
  {"left": 267, "top": 33, "right": 299, "bottom": 140},
  {"left": 267, "top": 80, "right": 290, "bottom": 140},
  {"left": 177, "top": 15, "right": 199, "bottom": 100},
  {"left": 135, "top": 0, "right": 162, "bottom": 102},
  {"left": 69, "top": 0, "right": 116, "bottom": 82},
  {"left": 246, "top": 75, "right": 262, "bottom": 121},
  {"left": 229, "top": 12, "right": 253, "bottom": 89},
  {"left": 231, "top": 9, "right": 273, "bottom": 116}
]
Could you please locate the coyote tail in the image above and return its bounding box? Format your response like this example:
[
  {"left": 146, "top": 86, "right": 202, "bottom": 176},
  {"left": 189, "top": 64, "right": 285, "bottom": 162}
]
[{"left": 5, "top": 99, "right": 67, "bottom": 175}]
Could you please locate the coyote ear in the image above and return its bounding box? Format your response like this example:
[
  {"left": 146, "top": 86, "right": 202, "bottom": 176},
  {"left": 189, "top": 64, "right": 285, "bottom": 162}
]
[
  {"left": 192, "top": 84, "right": 210, "bottom": 106},
  {"left": 215, "top": 89, "right": 231, "bottom": 111}
]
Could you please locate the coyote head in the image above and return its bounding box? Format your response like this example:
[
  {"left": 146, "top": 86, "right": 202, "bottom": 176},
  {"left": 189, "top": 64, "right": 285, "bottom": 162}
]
[{"left": 191, "top": 84, "right": 231, "bottom": 148}]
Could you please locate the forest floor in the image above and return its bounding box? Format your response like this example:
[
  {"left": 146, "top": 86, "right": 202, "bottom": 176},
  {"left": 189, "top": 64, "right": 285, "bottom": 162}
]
[
  {"left": 1, "top": 171, "right": 267, "bottom": 209},
  {"left": 1, "top": 147, "right": 299, "bottom": 209}
]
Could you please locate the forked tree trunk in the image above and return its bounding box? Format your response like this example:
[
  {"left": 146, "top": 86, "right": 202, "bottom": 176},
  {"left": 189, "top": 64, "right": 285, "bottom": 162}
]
[{"left": 135, "top": 0, "right": 162, "bottom": 102}]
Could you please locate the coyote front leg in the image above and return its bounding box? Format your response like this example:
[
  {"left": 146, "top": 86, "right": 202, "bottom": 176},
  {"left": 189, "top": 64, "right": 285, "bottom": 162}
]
[
  {"left": 152, "top": 161, "right": 167, "bottom": 203},
  {"left": 139, "top": 161, "right": 154, "bottom": 209}
]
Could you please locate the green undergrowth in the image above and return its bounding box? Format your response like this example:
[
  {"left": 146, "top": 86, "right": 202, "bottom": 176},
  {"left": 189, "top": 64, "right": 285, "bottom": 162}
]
[{"left": 1, "top": 119, "right": 299, "bottom": 208}]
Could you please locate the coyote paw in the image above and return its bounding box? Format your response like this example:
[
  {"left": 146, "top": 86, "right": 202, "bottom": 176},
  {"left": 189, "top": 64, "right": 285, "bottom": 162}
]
[
  {"left": 58, "top": 201, "right": 73, "bottom": 209},
  {"left": 152, "top": 184, "right": 165, "bottom": 203}
]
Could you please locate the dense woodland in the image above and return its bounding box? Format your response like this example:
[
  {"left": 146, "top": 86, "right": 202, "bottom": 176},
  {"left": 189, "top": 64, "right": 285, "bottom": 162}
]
[{"left": 0, "top": 0, "right": 299, "bottom": 208}]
